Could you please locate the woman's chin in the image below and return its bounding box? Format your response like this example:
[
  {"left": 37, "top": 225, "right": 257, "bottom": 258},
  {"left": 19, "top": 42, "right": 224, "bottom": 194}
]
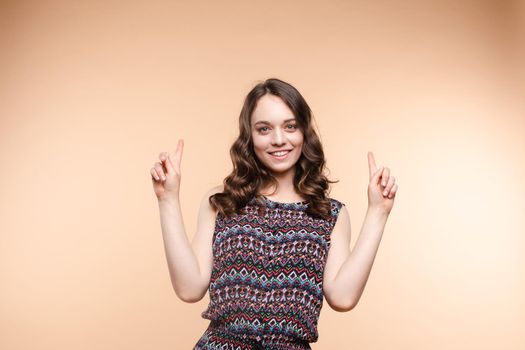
[{"left": 266, "top": 164, "right": 295, "bottom": 175}]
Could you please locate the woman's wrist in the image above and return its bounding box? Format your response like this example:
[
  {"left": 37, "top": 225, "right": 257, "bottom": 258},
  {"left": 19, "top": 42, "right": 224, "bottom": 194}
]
[
  {"left": 158, "top": 194, "right": 180, "bottom": 205},
  {"left": 367, "top": 205, "right": 390, "bottom": 218}
]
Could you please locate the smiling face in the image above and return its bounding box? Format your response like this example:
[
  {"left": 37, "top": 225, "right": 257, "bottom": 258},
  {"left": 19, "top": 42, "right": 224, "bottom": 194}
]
[{"left": 250, "top": 94, "right": 304, "bottom": 176}]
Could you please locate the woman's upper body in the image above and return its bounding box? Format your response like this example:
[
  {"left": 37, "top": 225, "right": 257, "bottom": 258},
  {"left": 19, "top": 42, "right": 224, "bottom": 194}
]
[
  {"left": 186, "top": 80, "right": 354, "bottom": 314},
  {"left": 189, "top": 183, "right": 352, "bottom": 315}
]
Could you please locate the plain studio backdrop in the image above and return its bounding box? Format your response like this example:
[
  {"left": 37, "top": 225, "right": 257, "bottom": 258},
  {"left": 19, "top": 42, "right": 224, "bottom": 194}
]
[{"left": 1, "top": 0, "right": 524, "bottom": 349}]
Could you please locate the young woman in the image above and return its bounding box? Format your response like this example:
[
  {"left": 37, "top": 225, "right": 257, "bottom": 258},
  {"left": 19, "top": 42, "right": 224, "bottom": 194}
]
[{"left": 150, "top": 78, "right": 398, "bottom": 350}]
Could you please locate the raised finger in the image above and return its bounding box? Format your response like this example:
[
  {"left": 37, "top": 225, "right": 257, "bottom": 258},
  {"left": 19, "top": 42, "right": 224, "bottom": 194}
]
[
  {"left": 173, "top": 139, "right": 184, "bottom": 172},
  {"left": 368, "top": 152, "right": 377, "bottom": 179}
]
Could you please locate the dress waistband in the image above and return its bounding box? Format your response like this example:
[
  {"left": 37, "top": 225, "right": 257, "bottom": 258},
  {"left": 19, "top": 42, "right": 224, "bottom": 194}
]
[{"left": 205, "top": 320, "right": 311, "bottom": 350}]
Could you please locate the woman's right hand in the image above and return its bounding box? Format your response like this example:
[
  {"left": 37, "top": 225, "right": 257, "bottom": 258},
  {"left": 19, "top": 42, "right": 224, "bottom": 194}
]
[{"left": 151, "top": 139, "right": 184, "bottom": 201}]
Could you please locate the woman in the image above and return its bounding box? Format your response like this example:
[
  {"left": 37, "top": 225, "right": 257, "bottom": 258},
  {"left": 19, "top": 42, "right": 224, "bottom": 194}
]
[{"left": 150, "top": 78, "right": 398, "bottom": 349}]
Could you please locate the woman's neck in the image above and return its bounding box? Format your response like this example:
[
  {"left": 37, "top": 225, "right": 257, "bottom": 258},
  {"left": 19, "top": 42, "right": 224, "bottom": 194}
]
[{"left": 259, "top": 167, "right": 304, "bottom": 201}]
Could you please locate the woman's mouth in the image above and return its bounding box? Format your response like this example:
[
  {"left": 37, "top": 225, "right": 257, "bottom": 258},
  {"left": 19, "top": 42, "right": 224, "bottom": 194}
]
[{"left": 268, "top": 150, "right": 291, "bottom": 160}]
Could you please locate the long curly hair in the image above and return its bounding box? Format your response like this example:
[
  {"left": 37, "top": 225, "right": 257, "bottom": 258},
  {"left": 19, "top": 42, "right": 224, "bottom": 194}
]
[{"left": 209, "top": 78, "right": 339, "bottom": 220}]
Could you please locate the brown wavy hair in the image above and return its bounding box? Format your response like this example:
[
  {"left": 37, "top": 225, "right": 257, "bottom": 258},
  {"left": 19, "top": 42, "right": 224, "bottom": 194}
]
[{"left": 209, "top": 78, "right": 339, "bottom": 220}]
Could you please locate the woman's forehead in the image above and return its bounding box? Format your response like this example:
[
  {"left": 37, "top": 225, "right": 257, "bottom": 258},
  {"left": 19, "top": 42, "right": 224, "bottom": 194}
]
[{"left": 252, "top": 95, "right": 295, "bottom": 124}]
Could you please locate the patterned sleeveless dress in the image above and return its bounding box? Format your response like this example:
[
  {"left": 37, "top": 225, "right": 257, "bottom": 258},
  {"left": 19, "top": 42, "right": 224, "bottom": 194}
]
[{"left": 193, "top": 195, "right": 345, "bottom": 350}]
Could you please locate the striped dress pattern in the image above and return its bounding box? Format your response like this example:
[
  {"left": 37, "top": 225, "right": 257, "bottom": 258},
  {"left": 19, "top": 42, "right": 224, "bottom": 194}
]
[{"left": 194, "top": 195, "right": 345, "bottom": 350}]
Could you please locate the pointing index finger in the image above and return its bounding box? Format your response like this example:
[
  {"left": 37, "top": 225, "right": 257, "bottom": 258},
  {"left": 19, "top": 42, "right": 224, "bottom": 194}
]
[
  {"left": 368, "top": 151, "right": 377, "bottom": 177},
  {"left": 171, "top": 139, "right": 183, "bottom": 172}
]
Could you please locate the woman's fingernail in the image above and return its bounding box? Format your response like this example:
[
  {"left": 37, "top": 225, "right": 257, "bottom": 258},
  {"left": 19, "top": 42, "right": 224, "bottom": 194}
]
[{"left": 383, "top": 190, "right": 388, "bottom": 195}]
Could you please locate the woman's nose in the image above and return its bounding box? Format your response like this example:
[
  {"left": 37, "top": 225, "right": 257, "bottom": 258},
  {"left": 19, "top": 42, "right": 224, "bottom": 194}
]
[{"left": 271, "top": 129, "right": 285, "bottom": 145}]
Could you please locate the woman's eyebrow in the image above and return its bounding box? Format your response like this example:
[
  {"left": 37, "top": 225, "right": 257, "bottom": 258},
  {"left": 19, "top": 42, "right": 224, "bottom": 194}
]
[{"left": 254, "top": 118, "right": 296, "bottom": 126}]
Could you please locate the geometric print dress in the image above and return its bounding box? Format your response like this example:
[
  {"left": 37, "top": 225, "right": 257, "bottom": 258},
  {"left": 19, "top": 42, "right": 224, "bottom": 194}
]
[{"left": 193, "top": 195, "right": 345, "bottom": 350}]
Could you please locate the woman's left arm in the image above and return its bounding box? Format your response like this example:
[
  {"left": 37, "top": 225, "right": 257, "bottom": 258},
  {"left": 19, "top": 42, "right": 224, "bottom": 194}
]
[{"left": 323, "top": 152, "right": 398, "bottom": 312}]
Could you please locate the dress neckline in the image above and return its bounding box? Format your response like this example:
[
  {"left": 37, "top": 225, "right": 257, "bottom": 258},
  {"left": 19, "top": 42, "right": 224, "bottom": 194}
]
[{"left": 260, "top": 195, "right": 310, "bottom": 206}]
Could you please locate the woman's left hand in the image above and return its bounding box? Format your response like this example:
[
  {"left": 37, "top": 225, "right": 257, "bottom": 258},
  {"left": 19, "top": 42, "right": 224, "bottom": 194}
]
[{"left": 367, "top": 152, "right": 398, "bottom": 215}]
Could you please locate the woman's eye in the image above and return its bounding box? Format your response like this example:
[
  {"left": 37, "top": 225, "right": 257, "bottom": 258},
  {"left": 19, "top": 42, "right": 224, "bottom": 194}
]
[{"left": 257, "top": 124, "right": 296, "bottom": 133}]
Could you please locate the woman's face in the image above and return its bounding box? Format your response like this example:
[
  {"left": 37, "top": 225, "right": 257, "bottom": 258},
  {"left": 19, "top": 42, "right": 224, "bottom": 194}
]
[{"left": 250, "top": 94, "right": 304, "bottom": 176}]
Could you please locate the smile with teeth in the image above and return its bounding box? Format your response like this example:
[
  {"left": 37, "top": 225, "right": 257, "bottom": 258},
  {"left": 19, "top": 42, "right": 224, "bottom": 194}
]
[
  {"left": 269, "top": 150, "right": 291, "bottom": 159},
  {"left": 271, "top": 151, "right": 289, "bottom": 156}
]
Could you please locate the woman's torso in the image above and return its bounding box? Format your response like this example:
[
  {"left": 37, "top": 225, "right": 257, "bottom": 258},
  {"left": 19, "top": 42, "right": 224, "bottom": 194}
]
[{"left": 198, "top": 195, "right": 344, "bottom": 348}]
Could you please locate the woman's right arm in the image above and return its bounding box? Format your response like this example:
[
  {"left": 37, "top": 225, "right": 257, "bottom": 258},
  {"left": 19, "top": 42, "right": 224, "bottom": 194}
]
[
  {"left": 157, "top": 185, "right": 222, "bottom": 303},
  {"left": 150, "top": 139, "right": 221, "bottom": 302}
]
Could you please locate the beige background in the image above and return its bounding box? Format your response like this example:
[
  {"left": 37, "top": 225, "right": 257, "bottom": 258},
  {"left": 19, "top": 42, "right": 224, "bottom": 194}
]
[{"left": 1, "top": 0, "right": 524, "bottom": 349}]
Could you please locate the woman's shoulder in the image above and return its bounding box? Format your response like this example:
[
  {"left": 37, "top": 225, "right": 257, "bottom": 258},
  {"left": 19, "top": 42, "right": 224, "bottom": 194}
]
[
  {"left": 327, "top": 196, "right": 346, "bottom": 218},
  {"left": 205, "top": 184, "right": 224, "bottom": 196},
  {"left": 200, "top": 185, "right": 224, "bottom": 214},
  {"left": 327, "top": 196, "right": 345, "bottom": 207}
]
